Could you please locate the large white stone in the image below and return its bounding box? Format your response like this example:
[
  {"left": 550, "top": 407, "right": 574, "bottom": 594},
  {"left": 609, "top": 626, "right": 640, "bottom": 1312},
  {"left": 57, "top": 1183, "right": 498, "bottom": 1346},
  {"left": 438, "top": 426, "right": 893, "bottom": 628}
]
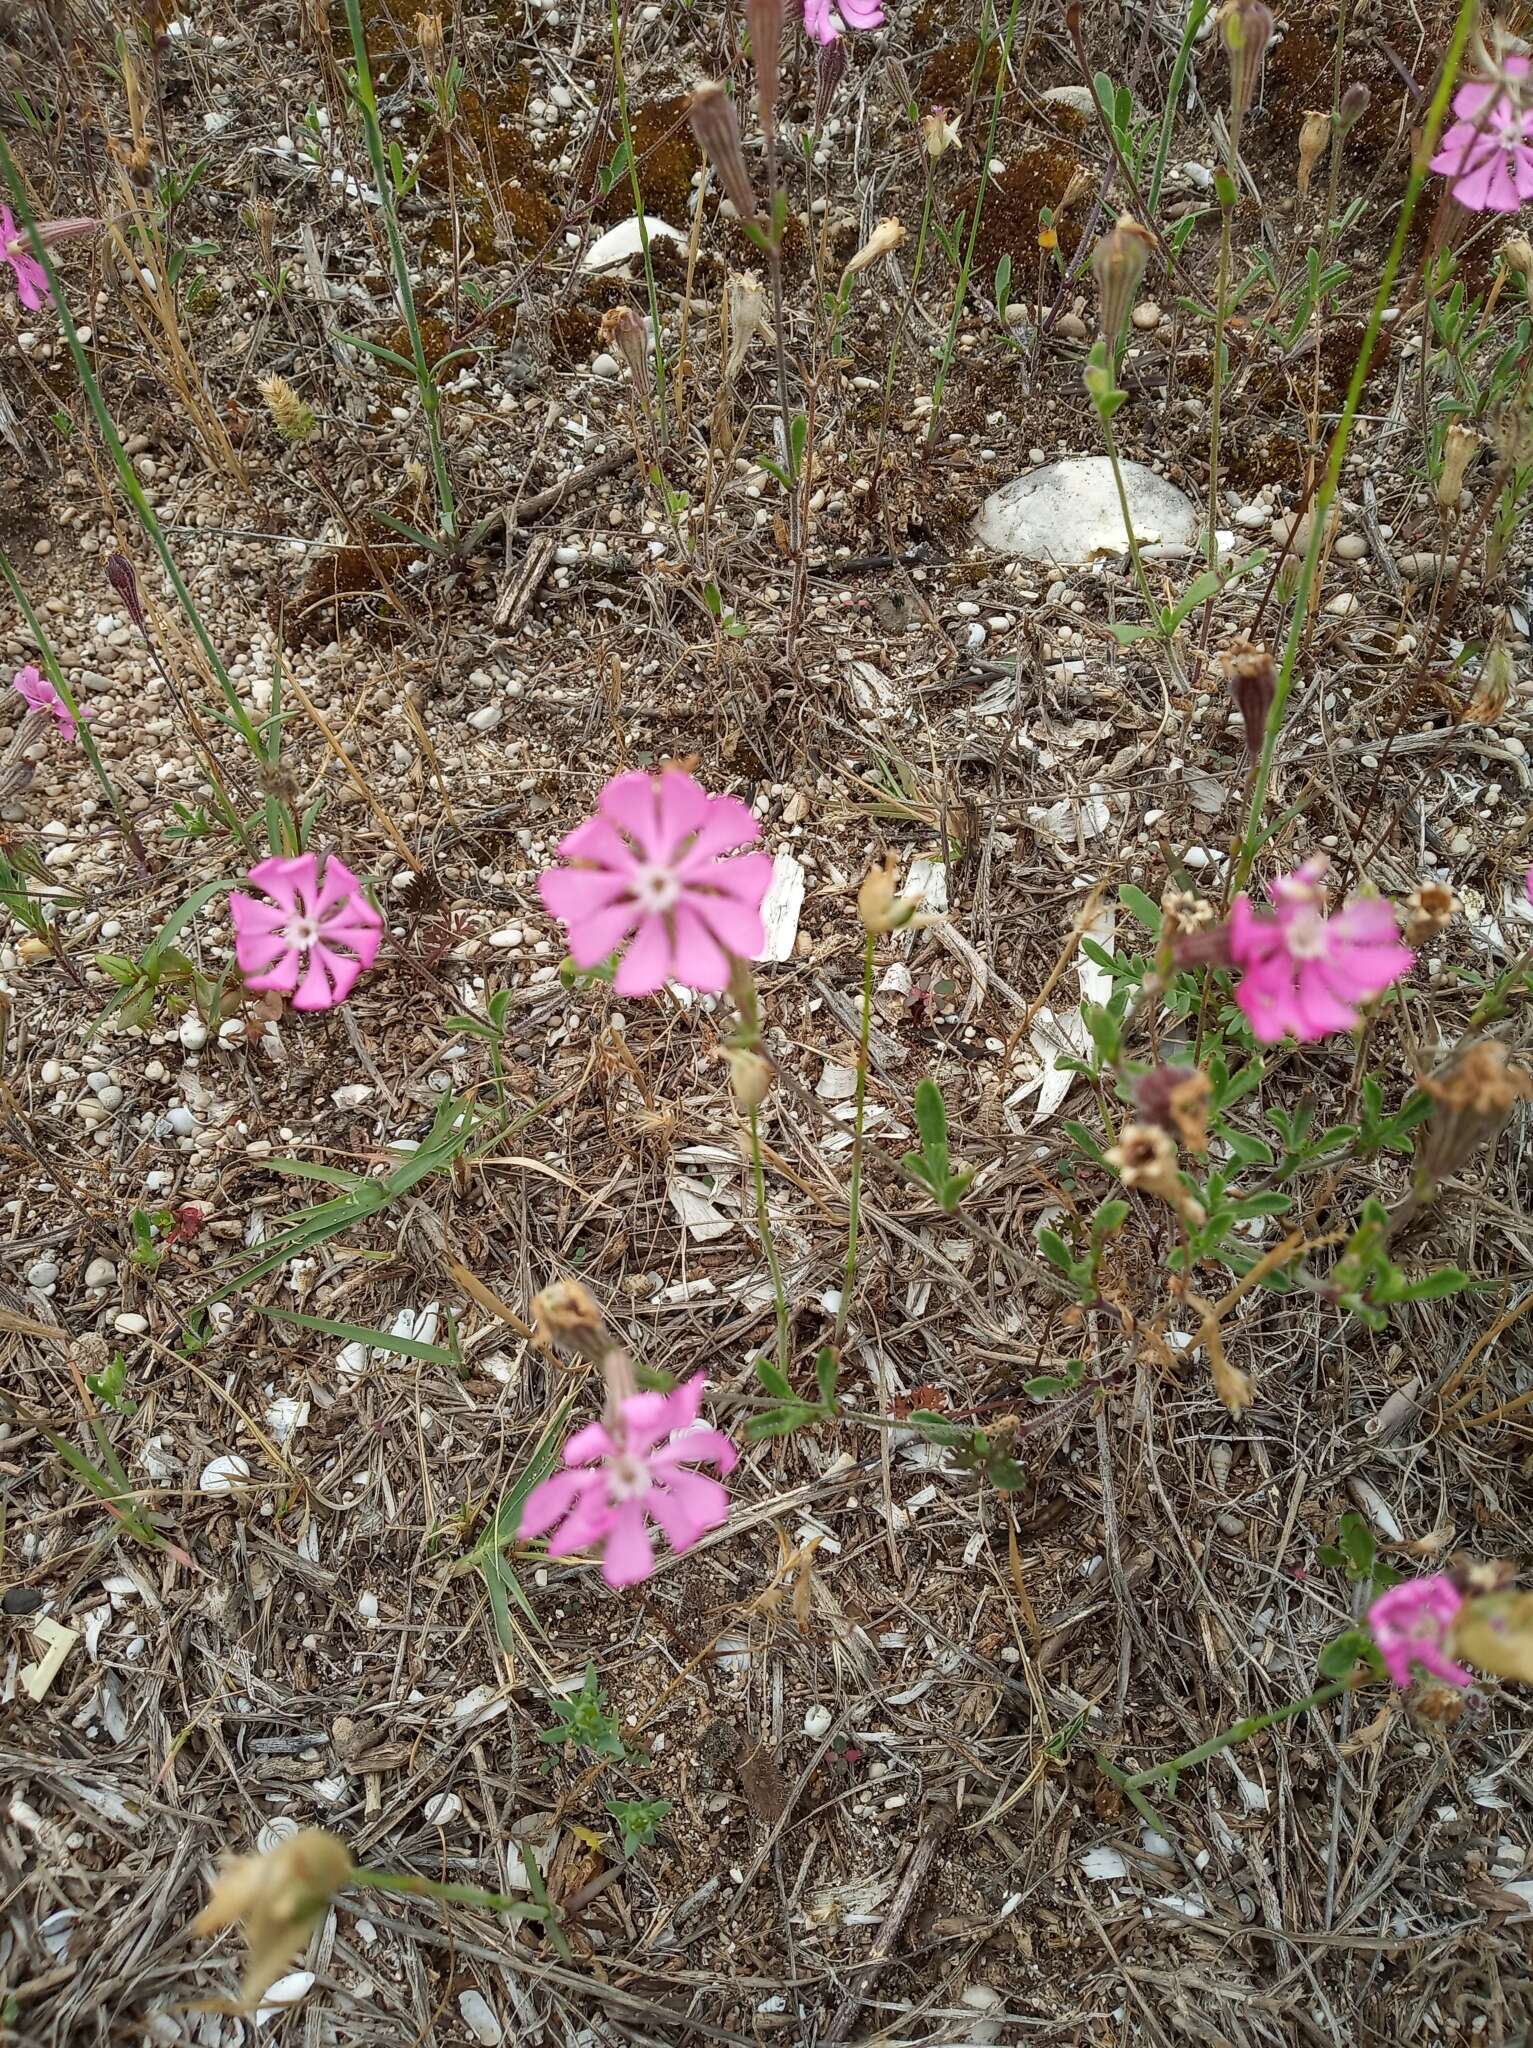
[
  {"left": 973, "top": 457, "right": 1199, "bottom": 565},
  {"left": 582, "top": 216, "right": 686, "bottom": 271}
]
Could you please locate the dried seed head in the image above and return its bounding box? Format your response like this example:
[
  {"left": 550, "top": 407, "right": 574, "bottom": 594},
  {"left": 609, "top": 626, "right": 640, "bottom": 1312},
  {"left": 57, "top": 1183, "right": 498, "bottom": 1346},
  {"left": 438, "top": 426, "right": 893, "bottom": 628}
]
[
  {"left": 726, "top": 1046, "right": 775, "bottom": 1112},
  {"left": 532, "top": 1278, "right": 611, "bottom": 1362},
  {"left": 252, "top": 197, "right": 276, "bottom": 273},
  {"left": 690, "top": 84, "right": 760, "bottom": 225},
  {"left": 1493, "top": 395, "right": 1533, "bottom": 466},
  {"left": 414, "top": 9, "right": 444, "bottom": 75},
  {"left": 1133, "top": 1066, "right": 1213, "bottom": 1155},
  {"left": 1106, "top": 1123, "right": 1183, "bottom": 1204},
  {"left": 1091, "top": 213, "right": 1156, "bottom": 345},
  {"left": 744, "top": 0, "right": 786, "bottom": 140},
  {"left": 192, "top": 1828, "right": 352, "bottom": 2006},
  {"left": 1335, "top": 81, "right": 1371, "bottom": 136},
  {"left": 841, "top": 215, "right": 906, "bottom": 284},
  {"left": 1160, "top": 886, "right": 1217, "bottom": 937},
  {"left": 1464, "top": 640, "right": 1515, "bottom": 725},
  {"left": 1502, "top": 231, "right": 1533, "bottom": 279},
  {"left": 921, "top": 105, "right": 960, "bottom": 159},
  {"left": 1297, "top": 109, "right": 1331, "bottom": 197},
  {"left": 257, "top": 373, "right": 316, "bottom": 445},
  {"left": 1402, "top": 881, "right": 1456, "bottom": 946},
  {"left": 1220, "top": 635, "right": 1276, "bottom": 757},
  {"left": 1424, "top": 1038, "right": 1533, "bottom": 1120},
  {"left": 1172, "top": 919, "right": 1236, "bottom": 970},
  {"left": 104, "top": 552, "right": 146, "bottom": 628},
  {"left": 598, "top": 305, "right": 650, "bottom": 386},
  {"left": 1219, "top": 0, "right": 1274, "bottom": 126},
  {"left": 1436, "top": 421, "right": 1482, "bottom": 508}
]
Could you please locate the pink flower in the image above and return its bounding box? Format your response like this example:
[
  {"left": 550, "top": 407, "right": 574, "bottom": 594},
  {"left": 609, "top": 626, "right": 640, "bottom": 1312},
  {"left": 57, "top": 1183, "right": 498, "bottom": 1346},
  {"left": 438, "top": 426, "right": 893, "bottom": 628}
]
[
  {"left": 518, "top": 1373, "right": 738, "bottom": 1587},
  {"left": 12, "top": 663, "right": 93, "bottom": 743},
  {"left": 1, "top": 208, "right": 97, "bottom": 312},
  {"left": 1229, "top": 857, "right": 1413, "bottom": 1044},
  {"left": 803, "top": 0, "right": 884, "bottom": 43},
  {"left": 1367, "top": 1574, "right": 1472, "bottom": 1690},
  {"left": 1430, "top": 56, "right": 1533, "bottom": 212},
  {"left": 539, "top": 768, "right": 773, "bottom": 998},
  {"left": 229, "top": 853, "right": 383, "bottom": 1011}
]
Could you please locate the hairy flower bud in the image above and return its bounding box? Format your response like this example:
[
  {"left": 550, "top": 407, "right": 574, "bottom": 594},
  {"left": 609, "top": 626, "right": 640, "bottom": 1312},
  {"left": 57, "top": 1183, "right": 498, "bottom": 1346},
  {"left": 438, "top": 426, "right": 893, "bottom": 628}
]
[
  {"left": 1297, "top": 109, "right": 1331, "bottom": 197},
  {"left": 1219, "top": 0, "right": 1274, "bottom": 128},
  {"left": 1335, "top": 81, "right": 1371, "bottom": 137},
  {"left": 1436, "top": 420, "right": 1481, "bottom": 508},
  {"left": 598, "top": 305, "right": 650, "bottom": 388},
  {"left": 414, "top": 9, "right": 444, "bottom": 75},
  {"left": 690, "top": 84, "right": 760, "bottom": 225},
  {"left": 857, "top": 851, "right": 922, "bottom": 932},
  {"left": 1415, "top": 1038, "right": 1533, "bottom": 1201},
  {"left": 745, "top": 0, "right": 786, "bottom": 140},
  {"left": 814, "top": 39, "right": 847, "bottom": 132},
  {"left": 532, "top": 1278, "right": 611, "bottom": 1363},
  {"left": 1091, "top": 213, "right": 1155, "bottom": 344},
  {"left": 192, "top": 1828, "right": 352, "bottom": 2006},
  {"left": 1220, "top": 636, "right": 1276, "bottom": 757},
  {"left": 1106, "top": 1122, "right": 1206, "bottom": 1226},
  {"left": 726, "top": 1046, "right": 774, "bottom": 1112},
  {"left": 1502, "top": 231, "right": 1533, "bottom": 280}
]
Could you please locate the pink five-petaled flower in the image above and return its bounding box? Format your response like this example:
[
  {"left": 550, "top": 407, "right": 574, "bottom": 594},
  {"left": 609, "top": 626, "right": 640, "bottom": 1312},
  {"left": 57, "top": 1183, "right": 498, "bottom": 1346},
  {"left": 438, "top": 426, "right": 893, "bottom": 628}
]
[
  {"left": 1367, "top": 1574, "right": 1472, "bottom": 1690},
  {"left": 540, "top": 768, "right": 773, "bottom": 998},
  {"left": 1228, "top": 856, "right": 1414, "bottom": 1045},
  {"left": 1, "top": 208, "right": 97, "bottom": 313},
  {"left": 803, "top": 0, "right": 884, "bottom": 44},
  {"left": 1430, "top": 55, "right": 1533, "bottom": 213},
  {"left": 229, "top": 853, "right": 383, "bottom": 1012},
  {"left": 518, "top": 1374, "right": 738, "bottom": 1588},
  {"left": 12, "top": 664, "right": 93, "bottom": 743}
]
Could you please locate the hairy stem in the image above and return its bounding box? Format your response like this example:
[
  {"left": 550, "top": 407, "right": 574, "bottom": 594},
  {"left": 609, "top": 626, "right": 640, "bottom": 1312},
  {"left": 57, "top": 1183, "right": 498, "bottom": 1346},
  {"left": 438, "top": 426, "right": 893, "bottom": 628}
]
[{"left": 836, "top": 929, "right": 878, "bottom": 1342}]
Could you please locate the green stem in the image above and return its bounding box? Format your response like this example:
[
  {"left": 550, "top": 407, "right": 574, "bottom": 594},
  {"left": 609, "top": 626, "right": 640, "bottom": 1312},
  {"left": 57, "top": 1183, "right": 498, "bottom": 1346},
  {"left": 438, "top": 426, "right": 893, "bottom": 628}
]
[
  {"left": 342, "top": 0, "right": 457, "bottom": 540},
  {"left": 1232, "top": 0, "right": 1478, "bottom": 891},
  {"left": 0, "top": 144, "right": 264, "bottom": 759},
  {"left": 1147, "top": 0, "right": 1210, "bottom": 218},
  {"left": 1, "top": 551, "right": 150, "bottom": 869},
  {"left": 1098, "top": 412, "right": 1162, "bottom": 625},
  {"left": 1125, "top": 1678, "right": 1351, "bottom": 1790},
  {"left": 351, "top": 1867, "right": 546, "bottom": 1918},
  {"left": 926, "top": 0, "right": 1026, "bottom": 443},
  {"left": 870, "top": 159, "right": 935, "bottom": 488},
  {"left": 748, "top": 1104, "right": 791, "bottom": 1375},
  {"left": 1208, "top": 190, "right": 1233, "bottom": 574},
  {"left": 835, "top": 929, "right": 877, "bottom": 1342},
  {"left": 610, "top": 0, "right": 669, "bottom": 445}
]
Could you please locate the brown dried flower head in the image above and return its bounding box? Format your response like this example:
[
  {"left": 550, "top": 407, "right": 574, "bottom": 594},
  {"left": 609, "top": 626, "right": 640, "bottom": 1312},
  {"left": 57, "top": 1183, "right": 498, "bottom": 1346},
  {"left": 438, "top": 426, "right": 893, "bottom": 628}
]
[
  {"left": 1335, "top": 81, "right": 1371, "bottom": 136},
  {"left": 1297, "top": 110, "right": 1331, "bottom": 197},
  {"left": 857, "top": 851, "right": 924, "bottom": 933},
  {"left": 841, "top": 216, "right": 906, "bottom": 285},
  {"left": 1424, "top": 1038, "right": 1533, "bottom": 1120},
  {"left": 1502, "top": 231, "right": 1533, "bottom": 279},
  {"left": 532, "top": 1278, "right": 610, "bottom": 1362},
  {"left": 598, "top": 305, "right": 650, "bottom": 386},
  {"left": 1220, "top": 636, "right": 1276, "bottom": 758},
  {"left": 921, "top": 106, "right": 961, "bottom": 159},
  {"left": 257, "top": 374, "right": 316, "bottom": 445},
  {"left": 414, "top": 10, "right": 445, "bottom": 75},
  {"left": 1402, "top": 881, "right": 1456, "bottom": 947},
  {"left": 192, "top": 1828, "right": 352, "bottom": 2006},
  {"left": 1464, "top": 641, "right": 1515, "bottom": 725},
  {"left": 1134, "top": 1066, "right": 1212, "bottom": 1155},
  {"left": 744, "top": 0, "right": 786, "bottom": 139}
]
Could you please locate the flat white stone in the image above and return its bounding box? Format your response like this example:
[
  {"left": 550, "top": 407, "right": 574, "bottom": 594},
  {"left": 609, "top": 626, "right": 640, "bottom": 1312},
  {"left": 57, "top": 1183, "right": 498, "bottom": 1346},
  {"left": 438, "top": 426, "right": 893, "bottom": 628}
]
[
  {"left": 974, "top": 457, "right": 1199, "bottom": 566},
  {"left": 582, "top": 216, "right": 686, "bottom": 272}
]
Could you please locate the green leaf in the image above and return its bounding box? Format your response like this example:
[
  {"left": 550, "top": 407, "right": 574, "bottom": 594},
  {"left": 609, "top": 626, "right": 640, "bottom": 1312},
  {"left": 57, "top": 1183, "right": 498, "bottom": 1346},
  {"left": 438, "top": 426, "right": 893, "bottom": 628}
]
[
  {"left": 1118, "top": 884, "right": 1163, "bottom": 934},
  {"left": 1219, "top": 1129, "right": 1275, "bottom": 1168},
  {"left": 334, "top": 328, "right": 419, "bottom": 372},
  {"left": 814, "top": 1346, "right": 839, "bottom": 1409},
  {"left": 754, "top": 1357, "right": 793, "bottom": 1400},
  {"left": 1338, "top": 1512, "right": 1376, "bottom": 1575},
  {"left": 1318, "top": 1628, "right": 1369, "bottom": 1679},
  {"left": 1038, "top": 1227, "right": 1076, "bottom": 1276},
  {"left": 1391, "top": 1266, "right": 1470, "bottom": 1302},
  {"left": 1092, "top": 1199, "right": 1129, "bottom": 1238},
  {"left": 912, "top": 1077, "right": 951, "bottom": 1184}
]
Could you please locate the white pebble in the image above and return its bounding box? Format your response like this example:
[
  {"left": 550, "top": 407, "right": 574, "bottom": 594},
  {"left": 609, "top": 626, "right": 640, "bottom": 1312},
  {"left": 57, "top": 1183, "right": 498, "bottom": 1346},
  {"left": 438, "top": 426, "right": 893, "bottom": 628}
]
[
  {"left": 1335, "top": 532, "right": 1368, "bottom": 561},
  {"left": 113, "top": 1311, "right": 149, "bottom": 1335},
  {"left": 85, "top": 1258, "right": 117, "bottom": 1288},
  {"left": 178, "top": 1018, "right": 208, "bottom": 1051},
  {"left": 26, "top": 1260, "right": 58, "bottom": 1288},
  {"left": 803, "top": 1705, "right": 834, "bottom": 1739}
]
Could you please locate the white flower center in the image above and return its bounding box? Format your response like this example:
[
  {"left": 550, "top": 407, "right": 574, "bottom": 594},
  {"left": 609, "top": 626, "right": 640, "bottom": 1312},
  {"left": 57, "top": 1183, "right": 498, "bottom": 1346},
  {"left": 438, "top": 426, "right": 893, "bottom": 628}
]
[
  {"left": 286, "top": 915, "right": 321, "bottom": 951},
  {"left": 631, "top": 862, "right": 681, "bottom": 915},
  {"left": 1285, "top": 907, "right": 1331, "bottom": 961},
  {"left": 608, "top": 1450, "right": 652, "bottom": 1501}
]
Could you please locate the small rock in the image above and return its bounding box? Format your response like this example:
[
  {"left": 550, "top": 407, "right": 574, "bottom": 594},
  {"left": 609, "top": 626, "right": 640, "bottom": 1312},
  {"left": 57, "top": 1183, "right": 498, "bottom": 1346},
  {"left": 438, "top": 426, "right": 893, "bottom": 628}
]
[
  {"left": 803, "top": 1704, "right": 834, "bottom": 1739},
  {"left": 1131, "top": 301, "right": 1161, "bottom": 329},
  {"left": 84, "top": 1258, "right": 117, "bottom": 1288},
  {"left": 198, "top": 1453, "right": 250, "bottom": 1495},
  {"left": 458, "top": 1991, "right": 503, "bottom": 2047},
  {"left": 1233, "top": 503, "right": 1268, "bottom": 530},
  {"left": 1335, "top": 532, "right": 1368, "bottom": 561},
  {"left": 1326, "top": 591, "right": 1357, "bottom": 616},
  {"left": 1055, "top": 311, "right": 1088, "bottom": 340},
  {"left": 331, "top": 1084, "right": 374, "bottom": 1109},
  {"left": 974, "top": 457, "right": 1198, "bottom": 566},
  {"left": 26, "top": 1261, "right": 58, "bottom": 1289},
  {"left": 467, "top": 701, "right": 503, "bottom": 732},
  {"left": 423, "top": 1791, "right": 462, "bottom": 1825},
  {"left": 591, "top": 352, "right": 620, "bottom": 378},
  {"left": 178, "top": 1017, "right": 208, "bottom": 1051},
  {"left": 96, "top": 1085, "right": 123, "bottom": 1110},
  {"left": 113, "top": 1311, "right": 149, "bottom": 1335},
  {"left": 488, "top": 927, "right": 522, "bottom": 949},
  {"left": 581, "top": 215, "right": 686, "bottom": 273},
  {"left": 1398, "top": 551, "right": 1442, "bottom": 580}
]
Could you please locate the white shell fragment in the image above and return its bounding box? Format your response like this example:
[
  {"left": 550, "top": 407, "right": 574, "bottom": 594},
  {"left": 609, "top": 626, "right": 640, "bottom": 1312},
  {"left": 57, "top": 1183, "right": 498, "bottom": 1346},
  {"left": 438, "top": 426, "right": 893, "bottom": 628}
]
[
  {"left": 974, "top": 458, "right": 1199, "bottom": 565},
  {"left": 582, "top": 216, "right": 686, "bottom": 272},
  {"left": 198, "top": 1454, "right": 251, "bottom": 1495}
]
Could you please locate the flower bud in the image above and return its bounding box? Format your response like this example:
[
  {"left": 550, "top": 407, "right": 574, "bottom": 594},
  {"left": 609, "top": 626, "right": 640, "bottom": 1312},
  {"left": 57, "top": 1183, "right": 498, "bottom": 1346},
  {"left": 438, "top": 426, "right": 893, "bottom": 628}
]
[
  {"left": 1335, "top": 82, "right": 1370, "bottom": 136},
  {"left": 856, "top": 851, "right": 922, "bottom": 932},
  {"left": 104, "top": 552, "right": 146, "bottom": 628},
  {"left": 841, "top": 215, "right": 905, "bottom": 284},
  {"left": 727, "top": 1047, "right": 774, "bottom": 1112},
  {"left": 814, "top": 39, "right": 847, "bottom": 132},
  {"left": 745, "top": 0, "right": 786, "bottom": 140},
  {"left": 1436, "top": 421, "right": 1481, "bottom": 509},
  {"left": 1219, "top": 0, "right": 1274, "bottom": 127},
  {"left": 690, "top": 84, "right": 759, "bottom": 225},
  {"left": 921, "top": 105, "right": 960, "bottom": 159},
  {"left": 532, "top": 1278, "right": 611, "bottom": 1363},
  {"left": 1464, "top": 640, "right": 1515, "bottom": 724},
  {"left": 1297, "top": 110, "right": 1330, "bottom": 197},
  {"left": 1091, "top": 213, "right": 1155, "bottom": 345},
  {"left": 598, "top": 305, "right": 650, "bottom": 387},
  {"left": 414, "top": 9, "right": 444, "bottom": 75},
  {"left": 258, "top": 373, "right": 316, "bottom": 445},
  {"left": 1220, "top": 635, "right": 1276, "bottom": 757}
]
